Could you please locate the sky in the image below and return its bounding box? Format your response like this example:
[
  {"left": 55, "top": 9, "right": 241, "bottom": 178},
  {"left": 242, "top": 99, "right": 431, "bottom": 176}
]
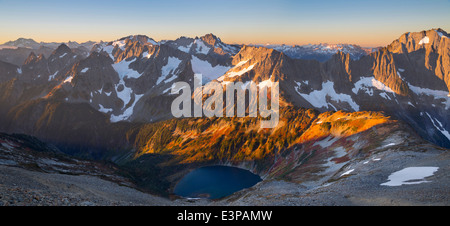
[{"left": 1, "top": 0, "right": 449, "bottom": 47}]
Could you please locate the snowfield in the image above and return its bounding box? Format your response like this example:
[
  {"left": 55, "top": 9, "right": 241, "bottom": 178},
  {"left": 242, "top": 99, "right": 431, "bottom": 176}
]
[
  {"left": 157, "top": 57, "right": 182, "bottom": 85},
  {"left": 381, "top": 167, "right": 439, "bottom": 186},
  {"left": 219, "top": 64, "right": 256, "bottom": 80},
  {"left": 194, "top": 39, "right": 210, "bottom": 55},
  {"left": 112, "top": 59, "right": 142, "bottom": 79},
  {"left": 352, "top": 77, "right": 396, "bottom": 97},
  {"left": 296, "top": 81, "right": 360, "bottom": 111},
  {"left": 418, "top": 36, "right": 430, "bottom": 45},
  {"left": 191, "top": 56, "right": 230, "bottom": 83}
]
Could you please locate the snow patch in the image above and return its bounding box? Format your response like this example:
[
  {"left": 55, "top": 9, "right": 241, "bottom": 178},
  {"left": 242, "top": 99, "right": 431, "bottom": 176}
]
[
  {"left": 112, "top": 40, "right": 126, "bottom": 50},
  {"left": 143, "top": 52, "right": 152, "bottom": 59},
  {"left": 320, "top": 147, "right": 348, "bottom": 178},
  {"left": 164, "top": 74, "right": 178, "bottom": 84},
  {"left": 194, "top": 39, "right": 210, "bottom": 55},
  {"left": 381, "top": 167, "right": 439, "bottom": 186},
  {"left": 102, "top": 45, "right": 115, "bottom": 59},
  {"left": 296, "top": 81, "right": 360, "bottom": 111},
  {"left": 98, "top": 104, "right": 113, "bottom": 113},
  {"left": 147, "top": 38, "right": 158, "bottom": 45},
  {"left": 218, "top": 64, "right": 256, "bottom": 81},
  {"left": 80, "top": 67, "right": 89, "bottom": 73},
  {"left": 353, "top": 77, "right": 395, "bottom": 96},
  {"left": 382, "top": 143, "right": 396, "bottom": 148},
  {"left": 418, "top": 36, "right": 429, "bottom": 45},
  {"left": 191, "top": 56, "right": 231, "bottom": 83},
  {"left": 379, "top": 92, "right": 391, "bottom": 100},
  {"left": 63, "top": 76, "right": 73, "bottom": 83},
  {"left": 178, "top": 43, "right": 193, "bottom": 53},
  {"left": 112, "top": 58, "right": 142, "bottom": 79},
  {"left": 407, "top": 83, "right": 450, "bottom": 109},
  {"left": 48, "top": 71, "right": 58, "bottom": 81},
  {"left": 396, "top": 71, "right": 403, "bottom": 80},
  {"left": 340, "top": 169, "right": 354, "bottom": 177},
  {"left": 115, "top": 79, "right": 132, "bottom": 107},
  {"left": 408, "top": 83, "right": 448, "bottom": 99},
  {"left": 162, "top": 87, "right": 171, "bottom": 94},
  {"left": 234, "top": 60, "right": 249, "bottom": 68},
  {"left": 110, "top": 94, "right": 144, "bottom": 122},
  {"left": 425, "top": 112, "right": 450, "bottom": 141},
  {"left": 157, "top": 57, "right": 182, "bottom": 85},
  {"left": 437, "top": 31, "right": 448, "bottom": 38}
]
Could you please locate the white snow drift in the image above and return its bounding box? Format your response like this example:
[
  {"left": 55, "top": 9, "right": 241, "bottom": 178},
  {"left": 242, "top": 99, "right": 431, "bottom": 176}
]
[{"left": 381, "top": 167, "right": 439, "bottom": 186}]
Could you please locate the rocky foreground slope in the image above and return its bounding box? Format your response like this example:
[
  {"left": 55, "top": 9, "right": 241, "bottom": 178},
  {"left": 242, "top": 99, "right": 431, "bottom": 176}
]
[{"left": 0, "top": 133, "right": 171, "bottom": 206}]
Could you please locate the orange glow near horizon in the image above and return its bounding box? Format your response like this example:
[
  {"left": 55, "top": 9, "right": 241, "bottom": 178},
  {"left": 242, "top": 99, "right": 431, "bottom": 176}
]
[
  {"left": 1, "top": 0, "right": 449, "bottom": 48},
  {"left": 0, "top": 29, "right": 425, "bottom": 48}
]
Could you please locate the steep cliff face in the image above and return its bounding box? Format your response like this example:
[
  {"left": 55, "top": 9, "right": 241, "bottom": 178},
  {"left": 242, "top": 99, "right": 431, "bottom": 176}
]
[
  {"left": 387, "top": 29, "right": 450, "bottom": 91},
  {"left": 219, "top": 45, "right": 284, "bottom": 84},
  {"left": 370, "top": 48, "right": 410, "bottom": 95}
]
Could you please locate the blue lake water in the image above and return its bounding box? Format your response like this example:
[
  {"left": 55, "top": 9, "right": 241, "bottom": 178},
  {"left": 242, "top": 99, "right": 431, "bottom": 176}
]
[{"left": 173, "top": 165, "right": 262, "bottom": 199}]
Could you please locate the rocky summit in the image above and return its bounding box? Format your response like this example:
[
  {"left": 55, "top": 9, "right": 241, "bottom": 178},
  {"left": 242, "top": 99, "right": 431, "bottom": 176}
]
[{"left": 0, "top": 29, "right": 449, "bottom": 206}]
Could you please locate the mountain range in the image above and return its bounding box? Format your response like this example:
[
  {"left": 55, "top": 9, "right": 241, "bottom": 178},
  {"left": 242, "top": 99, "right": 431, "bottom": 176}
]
[
  {"left": 254, "top": 43, "right": 375, "bottom": 62},
  {"left": 0, "top": 38, "right": 96, "bottom": 66},
  {"left": 0, "top": 28, "right": 449, "bottom": 205},
  {"left": 2, "top": 29, "right": 448, "bottom": 146}
]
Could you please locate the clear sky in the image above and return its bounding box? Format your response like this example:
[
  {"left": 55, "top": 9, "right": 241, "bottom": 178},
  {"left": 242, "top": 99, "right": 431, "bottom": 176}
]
[{"left": 1, "top": 0, "right": 449, "bottom": 47}]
